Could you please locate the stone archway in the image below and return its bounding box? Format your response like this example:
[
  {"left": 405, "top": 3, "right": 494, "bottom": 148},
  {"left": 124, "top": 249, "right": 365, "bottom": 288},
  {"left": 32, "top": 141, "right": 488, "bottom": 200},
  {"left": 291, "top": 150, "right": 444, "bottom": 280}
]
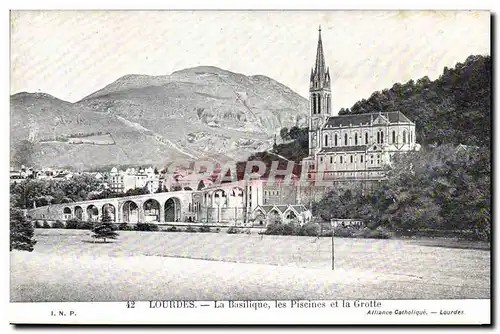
[
  {"left": 74, "top": 206, "right": 83, "bottom": 220},
  {"left": 86, "top": 205, "right": 99, "bottom": 222},
  {"left": 63, "top": 207, "right": 72, "bottom": 220},
  {"left": 164, "top": 197, "right": 181, "bottom": 222},
  {"left": 267, "top": 209, "right": 282, "bottom": 224},
  {"left": 122, "top": 200, "right": 139, "bottom": 224},
  {"left": 143, "top": 199, "right": 161, "bottom": 222},
  {"left": 284, "top": 209, "right": 297, "bottom": 223},
  {"left": 102, "top": 203, "right": 116, "bottom": 222}
]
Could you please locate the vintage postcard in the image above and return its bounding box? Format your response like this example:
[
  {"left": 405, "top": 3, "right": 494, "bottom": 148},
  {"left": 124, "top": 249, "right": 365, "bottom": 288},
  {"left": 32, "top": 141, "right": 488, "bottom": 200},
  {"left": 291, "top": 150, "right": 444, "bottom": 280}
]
[{"left": 9, "top": 10, "right": 491, "bottom": 325}]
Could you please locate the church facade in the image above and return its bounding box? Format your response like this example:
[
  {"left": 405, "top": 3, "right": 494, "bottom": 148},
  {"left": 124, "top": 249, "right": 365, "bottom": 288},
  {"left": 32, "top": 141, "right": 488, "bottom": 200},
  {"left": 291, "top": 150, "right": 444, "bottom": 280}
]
[{"left": 302, "top": 27, "right": 419, "bottom": 183}]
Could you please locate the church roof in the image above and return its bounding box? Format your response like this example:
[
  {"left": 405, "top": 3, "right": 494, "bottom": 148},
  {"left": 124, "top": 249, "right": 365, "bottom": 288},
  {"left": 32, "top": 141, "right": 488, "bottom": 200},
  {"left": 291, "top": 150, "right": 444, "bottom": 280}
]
[
  {"left": 324, "top": 111, "right": 413, "bottom": 128},
  {"left": 319, "top": 145, "right": 368, "bottom": 153}
]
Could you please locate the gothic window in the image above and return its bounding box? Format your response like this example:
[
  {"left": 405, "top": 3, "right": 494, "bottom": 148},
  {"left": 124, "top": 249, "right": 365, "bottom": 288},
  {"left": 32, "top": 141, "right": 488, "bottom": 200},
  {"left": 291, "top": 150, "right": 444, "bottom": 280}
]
[
  {"left": 340, "top": 156, "right": 343, "bottom": 164},
  {"left": 312, "top": 94, "right": 316, "bottom": 114},
  {"left": 403, "top": 131, "right": 407, "bottom": 144},
  {"left": 355, "top": 133, "right": 358, "bottom": 145},
  {"left": 335, "top": 134, "right": 338, "bottom": 146},
  {"left": 344, "top": 133, "right": 348, "bottom": 146},
  {"left": 377, "top": 132, "right": 380, "bottom": 144},
  {"left": 330, "top": 156, "right": 333, "bottom": 164},
  {"left": 350, "top": 155, "right": 353, "bottom": 163},
  {"left": 392, "top": 130, "right": 396, "bottom": 143},
  {"left": 317, "top": 95, "right": 321, "bottom": 114},
  {"left": 361, "top": 155, "right": 364, "bottom": 163},
  {"left": 381, "top": 132, "right": 384, "bottom": 144},
  {"left": 365, "top": 132, "right": 369, "bottom": 144},
  {"left": 324, "top": 134, "right": 329, "bottom": 147}
]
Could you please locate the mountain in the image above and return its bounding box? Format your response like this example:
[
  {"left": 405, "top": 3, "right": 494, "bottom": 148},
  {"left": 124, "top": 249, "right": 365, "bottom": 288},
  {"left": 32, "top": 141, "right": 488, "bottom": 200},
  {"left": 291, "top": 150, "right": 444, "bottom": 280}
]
[{"left": 10, "top": 66, "right": 308, "bottom": 169}]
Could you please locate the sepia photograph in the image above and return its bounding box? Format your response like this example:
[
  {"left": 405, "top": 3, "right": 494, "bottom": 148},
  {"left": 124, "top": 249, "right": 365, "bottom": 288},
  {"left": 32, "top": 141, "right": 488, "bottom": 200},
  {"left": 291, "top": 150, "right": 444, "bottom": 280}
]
[{"left": 8, "top": 9, "right": 491, "bottom": 324}]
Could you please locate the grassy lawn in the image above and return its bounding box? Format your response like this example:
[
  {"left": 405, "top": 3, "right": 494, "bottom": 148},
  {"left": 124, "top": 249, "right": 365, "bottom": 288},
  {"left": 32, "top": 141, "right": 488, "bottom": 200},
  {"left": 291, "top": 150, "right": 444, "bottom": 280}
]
[{"left": 10, "top": 229, "right": 490, "bottom": 302}]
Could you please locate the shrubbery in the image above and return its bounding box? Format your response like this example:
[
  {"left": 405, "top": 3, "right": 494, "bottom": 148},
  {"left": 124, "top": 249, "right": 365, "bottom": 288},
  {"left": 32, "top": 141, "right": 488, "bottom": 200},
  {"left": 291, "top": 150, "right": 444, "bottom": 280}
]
[
  {"left": 134, "top": 223, "right": 159, "bottom": 232},
  {"left": 299, "top": 223, "right": 321, "bottom": 237},
  {"left": 263, "top": 222, "right": 301, "bottom": 236},
  {"left": 42, "top": 220, "right": 50, "bottom": 228},
  {"left": 353, "top": 226, "right": 393, "bottom": 239},
  {"left": 52, "top": 220, "right": 65, "bottom": 229},
  {"left": 198, "top": 225, "right": 211, "bottom": 233},
  {"left": 65, "top": 218, "right": 93, "bottom": 230},
  {"left": 185, "top": 226, "right": 197, "bottom": 233},
  {"left": 226, "top": 226, "right": 239, "bottom": 234},
  {"left": 118, "top": 223, "right": 133, "bottom": 231},
  {"left": 165, "top": 226, "right": 179, "bottom": 232}
]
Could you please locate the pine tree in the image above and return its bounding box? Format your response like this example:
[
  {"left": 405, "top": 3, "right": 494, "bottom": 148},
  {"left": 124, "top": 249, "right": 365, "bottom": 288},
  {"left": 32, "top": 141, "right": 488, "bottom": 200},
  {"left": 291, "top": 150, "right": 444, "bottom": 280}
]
[
  {"left": 92, "top": 208, "right": 119, "bottom": 243},
  {"left": 10, "top": 207, "right": 37, "bottom": 252}
]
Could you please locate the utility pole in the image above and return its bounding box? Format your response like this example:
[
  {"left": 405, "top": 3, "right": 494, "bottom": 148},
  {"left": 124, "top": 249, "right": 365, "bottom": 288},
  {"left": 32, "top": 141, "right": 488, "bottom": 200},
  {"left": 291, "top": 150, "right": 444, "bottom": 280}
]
[{"left": 331, "top": 219, "right": 336, "bottom": 270}]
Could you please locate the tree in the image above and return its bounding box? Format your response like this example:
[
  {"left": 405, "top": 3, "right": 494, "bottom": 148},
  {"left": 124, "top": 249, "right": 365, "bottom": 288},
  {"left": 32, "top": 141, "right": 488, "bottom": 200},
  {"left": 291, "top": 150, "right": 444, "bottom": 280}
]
[
  {"left": 92, "top": 209, "right": 119, "bottom": 243},
  {"left": 10, "top": 207, "right": 37, "bottom": 252},
  {"left": 280, "top": 127, "right": 289, "bottom": 141}
]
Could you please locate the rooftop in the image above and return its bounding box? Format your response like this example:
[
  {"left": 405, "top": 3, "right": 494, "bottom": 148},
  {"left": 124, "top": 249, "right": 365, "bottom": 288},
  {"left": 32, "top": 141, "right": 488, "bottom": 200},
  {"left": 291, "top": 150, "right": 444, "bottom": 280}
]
[{"left": 324, "top": 111, "right": 413, "bottom": 128}]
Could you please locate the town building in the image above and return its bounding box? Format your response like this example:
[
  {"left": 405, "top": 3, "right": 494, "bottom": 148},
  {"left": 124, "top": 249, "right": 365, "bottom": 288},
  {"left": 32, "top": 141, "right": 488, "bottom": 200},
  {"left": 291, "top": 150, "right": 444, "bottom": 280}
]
[
  {"left": 108, "top": 166, "right": 162, "bottom": 193},
  {"left": 302, "top": 27, "right": 419, "bottom": 184}
]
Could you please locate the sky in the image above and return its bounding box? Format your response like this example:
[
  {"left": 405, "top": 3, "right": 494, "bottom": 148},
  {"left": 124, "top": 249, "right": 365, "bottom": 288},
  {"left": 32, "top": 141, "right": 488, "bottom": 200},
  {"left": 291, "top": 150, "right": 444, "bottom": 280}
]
[{"left": 10, "top": 10, "right": 490, "bottom": 112}]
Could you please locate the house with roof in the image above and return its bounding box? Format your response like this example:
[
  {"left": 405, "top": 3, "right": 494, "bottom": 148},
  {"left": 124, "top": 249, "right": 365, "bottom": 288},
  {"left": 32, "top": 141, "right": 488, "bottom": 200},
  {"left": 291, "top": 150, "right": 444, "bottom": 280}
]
[{"left": 251, "top": 204, "right": 312, "bottom": 226}]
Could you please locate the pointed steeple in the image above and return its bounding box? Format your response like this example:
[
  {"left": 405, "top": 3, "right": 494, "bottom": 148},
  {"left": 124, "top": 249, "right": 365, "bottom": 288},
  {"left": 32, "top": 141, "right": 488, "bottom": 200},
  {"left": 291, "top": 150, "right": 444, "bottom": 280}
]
[
  {"left": 310, "top": 25, "right": 330, "bottom": 90},
  {"left": 314, "top": 25, "right": 326, "bottom": 81}
]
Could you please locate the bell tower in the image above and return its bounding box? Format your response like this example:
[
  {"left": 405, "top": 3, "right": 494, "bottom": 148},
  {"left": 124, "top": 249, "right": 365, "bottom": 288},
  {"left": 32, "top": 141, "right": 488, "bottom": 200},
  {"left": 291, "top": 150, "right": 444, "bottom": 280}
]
[{"left": 309, "top": 26, "right": 331, "bottom": 156}]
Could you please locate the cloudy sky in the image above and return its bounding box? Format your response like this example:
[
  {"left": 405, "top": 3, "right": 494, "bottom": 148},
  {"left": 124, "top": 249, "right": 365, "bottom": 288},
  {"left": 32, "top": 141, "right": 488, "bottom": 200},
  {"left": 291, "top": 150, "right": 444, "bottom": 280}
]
[{"left": 11, "top": 10, "right": 490, "bottom": 111}]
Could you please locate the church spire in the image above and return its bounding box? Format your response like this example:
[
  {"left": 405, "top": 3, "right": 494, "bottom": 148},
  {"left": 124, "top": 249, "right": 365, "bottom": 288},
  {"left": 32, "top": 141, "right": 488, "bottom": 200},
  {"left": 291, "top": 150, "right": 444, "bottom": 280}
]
[
  {"left": 311, "top": 25, "right": 329, "bottom": 90},
  {"left": 315, "top": 25, "right": 326, "bottom": 79}
]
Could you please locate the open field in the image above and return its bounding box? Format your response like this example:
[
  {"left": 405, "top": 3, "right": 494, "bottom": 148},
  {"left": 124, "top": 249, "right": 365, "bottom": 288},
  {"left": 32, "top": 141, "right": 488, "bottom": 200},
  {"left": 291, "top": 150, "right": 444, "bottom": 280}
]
[{"left": 10, "top": 229, "right": 490, "bottom": 302}]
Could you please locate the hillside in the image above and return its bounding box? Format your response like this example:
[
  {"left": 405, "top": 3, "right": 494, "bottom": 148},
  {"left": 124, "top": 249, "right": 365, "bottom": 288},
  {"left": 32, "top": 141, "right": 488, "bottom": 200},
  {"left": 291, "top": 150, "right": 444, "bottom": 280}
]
[
  {"left": 266, "top": 54, "right": 491, "bottom": 167},
  {"left": 10, "top": 66, "right": 308, "bottom": 169},
  {"left": 340, "top": 55, "right": 491, "bottom": 148}
]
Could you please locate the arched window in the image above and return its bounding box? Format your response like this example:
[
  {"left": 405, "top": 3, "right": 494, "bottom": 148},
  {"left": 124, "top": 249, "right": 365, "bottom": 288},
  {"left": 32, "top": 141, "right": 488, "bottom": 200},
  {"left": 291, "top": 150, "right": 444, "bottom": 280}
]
[
  {"left": 340, "top": 156, "right": 343, "bottom": 164},
  {"left": 365, "top": 132, "right": 369, "bottom": 144},
  {"left": 334, "top": 134, "right": 338, "bottom": 146},
  {"left": 377, "top": 132, "right": 380, "bottom": 144},
  {"left": 381, "top": 131, "right": 384, "bottom": 144},
  {"left": 317, "top": 95, "right": 321, "bottom": 114},
  {"left": 324, "top": 134, "right": 329, "bottom": 147},
  {"left": 392, "top": 131, "right": 396, "bottom": 143},
  {"left": 312, "top": 94, "right": 316, "bottom": 114},
  {"left": 330, "top": 156, "right": 333, "bottom": 164},
  {"left": 361, "top": 155, "right": 364, "bottom": 163},
  {"left": 344, "top": 133, "right": 348, "bottom": 146},
  {"left": 403, "top": 131, "right": 407, "bottom": 144},
  {"left": 355, "top": 133, "right": 358, "bottom": 145},
  {"left": 350, "top": 155, "right": 353, "bottom": 163}
]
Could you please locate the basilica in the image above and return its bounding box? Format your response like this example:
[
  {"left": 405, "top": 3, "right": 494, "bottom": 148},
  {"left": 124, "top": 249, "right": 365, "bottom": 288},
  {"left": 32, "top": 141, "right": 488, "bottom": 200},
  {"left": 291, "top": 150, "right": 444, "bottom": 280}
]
[{"left": 302, "top": 27, "right": 419, "bottom": 183}]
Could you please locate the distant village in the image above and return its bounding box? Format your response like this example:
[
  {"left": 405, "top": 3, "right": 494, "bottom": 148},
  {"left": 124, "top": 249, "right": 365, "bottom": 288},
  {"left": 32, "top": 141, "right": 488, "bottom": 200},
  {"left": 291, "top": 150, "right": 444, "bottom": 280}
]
[{"left": 9, "top": 165, "right": 216, "bottom": 194}]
